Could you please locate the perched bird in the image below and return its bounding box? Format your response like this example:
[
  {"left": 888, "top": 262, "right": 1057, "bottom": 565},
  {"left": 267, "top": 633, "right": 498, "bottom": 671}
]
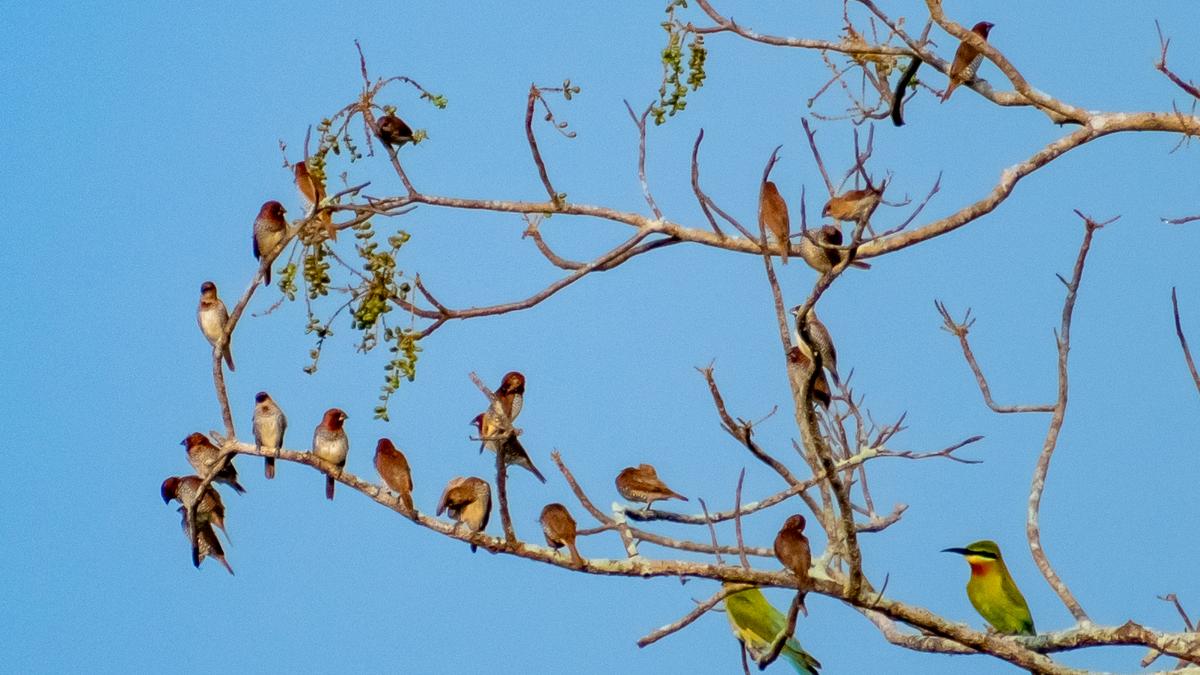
[
  {"left": 759, "top": 180, "right": 791, "bottom": 264},
  {"left": 252, "top": 391, "right": 287, "bottom": 480},
  {"left": 437, "top": 476, "right": 492, "bottom": 552},
  {"left": 791, "top": 307, "right": 840, "bottom": 387},
  {"left": 197, "top": 281, "right": 235, "bottom": 371},
  {"left": 491, "top": 370, "right": 526, "bottom": 423},
  {"left": 470, "top": 413, "right": 547, "bottom": 483},
  {"left": 252, "top": 200, "right": 288, "bottom": 285},
  {"left": 161, "top": 475, "right": 233, "bottom": 573},
  {"left": 294, "top": 160, "right": 337, "bottom": 241},
  {"left": 181, "top": 432, "right": 246, "bottom": 494},
  {"left": 615, "top": 464, "right": 687, "bottom": 512},
  {"left": 942, "top": 540, "right": 1036, "bottom": 635},
  {"left": 376, "top": 114, "right": 414, "bottom": 149},
  {"left": 890, "top": 56, "right": 923, "bottom": 127},
  {"left": 312, "top": 408, "right": 349, "bottom": 500},
  {"left": 822, "top": 186, "right": 883, "bottom": 225},
  {"left": 723, "top": 584, "right": 822, "bottom": 674},
  {"left": 797, "top": 226, "right": 871, "bottom": 273},
  {"left": 374, "top": 437, "right": 414, "bottom": 512},
  {"left": 774, "top": 514, "right": 813, "bottom": 612},
  {"left": 941, "top": 21, "right": 995, "bottom": 103},
  {"left": 788, "top": 348, "right": 832, "bottom": 409},
  {"left": 539, "top": 503, "right": 583, "bottom": 567}
]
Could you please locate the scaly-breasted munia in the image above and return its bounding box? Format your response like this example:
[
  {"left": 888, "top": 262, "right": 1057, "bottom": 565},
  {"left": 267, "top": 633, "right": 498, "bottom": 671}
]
[
  {"left": 181, "top": 432, "right": 246, "bottom": 494},
  {"left": 823, "top": 186, "right": 883, "bottom": 224},
  {"left": 759, "top": 180, "right": 791, "bottom": 265},
  {"left": 470, "top": 413, "right": 547, "bottom": 483},
  {"left": 791, "top": 307, "right": 840, "bottom": 387},
  {"left": 615, "top": 464, "right": 687, "bottom": 512},
  {"left": 197, "top": 281, "right": 235, "bottom": 371},
  {"left": 252, "top": 200, "right": 288, "bottom": 285},
  {"left": 252, "top": 391, "right": 287, "bottom": 480},
  {"left": 540, "top": 502, "right": 583, "bottom": 567},
  {"left": 788, "top": 348, "right": 832, "bottom": 408},
  {"left": 492, "top": 370, "right": 526, "bottom": 423},
  {"left": 161, "top": 475, "right": 233, "bottom": 573},
  {"left": 797, "top": 225, "right": 871, "bottom": 273},
  {"left": 374, "top": 437, "right": 414, "bottom": 512},
  {"left": 294, "top": 160, "right": 337, "bottom": 241},
  {"left": 312, "top": 408, "right": 349, "bottom": 500},
  {"left": 376, "top": 114, "right": 414, "bottom": 149},
  {"left": 941, "top": 21, "right": 995, "bottom": 103},
  {"left": 774, "top": 514, "right": 813, "bottom": 610},
  {"left": 437, "top": 476, "right": 492, "bottom": 552}
]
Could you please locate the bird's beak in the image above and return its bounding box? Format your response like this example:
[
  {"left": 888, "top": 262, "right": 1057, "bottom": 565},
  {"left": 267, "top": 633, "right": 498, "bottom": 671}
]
[{"left": 941, "top": 547, "right": 973, "bottom": 556}]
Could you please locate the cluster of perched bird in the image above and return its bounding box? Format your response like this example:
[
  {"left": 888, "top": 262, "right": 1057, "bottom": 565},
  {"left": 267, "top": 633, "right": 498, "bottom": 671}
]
[{"left": 175, "top": 31, "right": 1044, "bottom": 669}]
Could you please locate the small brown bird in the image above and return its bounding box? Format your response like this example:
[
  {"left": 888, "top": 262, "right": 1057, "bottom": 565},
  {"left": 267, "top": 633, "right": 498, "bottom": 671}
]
[
  {"left": 437, "top": 476, "right": 492, "bottom": 552},
  {"left": 376, "top": 114, "right": 414, "bottom": 149},
  {"left": 374, "top": 438, "right": 414, "bottom": 512},
  {"left": 161, "top": 475, "right": 233, "bottom": 573},
  {"left": 791, "top": 307, "right": 840, "bottom": 387},
  {"left": 823, "top": 186, "right": 883, "bottom": 224},
  {"left": 797, "top": 225, "right": 871, "bottom": 273},
  {"left": 252, "top": 200, "right": 288, "bottom": 285},
  {"left": 788, "top": 348, "right": 832, "bottom": 408},
  {"left": 181, "top": 433, "right": 246, "bottom": 494},
  {"left": 312, "top": 408, "right": 349, "bottom": 500},
  {"left": 294, "top": 160, "right": 337, "bottom": 241},
  {"left": 941, "top": 21, "right": 995, "bottom": 103},
  {"left": 252, "top": 391, "right": 287, "bottom": 480},
  {"left": 540, "top": 503, "right": 583, "bottom": 567},
  {"left": 491, "top": 371, "right": 526, "bottom": 422},
  {"left": 470, "top": 413, "right": 547, "bottom": 483},
  {"left": 615, "top": 464, "right": 687, "bottom": 512},
  {"left": 759, "top": 180, "right": 791, "bottom": 264},
  {"left": 774, "top": 514, "right": 813, "bottom": 611},
  {"left": 197, "top": 281, "right": 235, "bottom": 371}
]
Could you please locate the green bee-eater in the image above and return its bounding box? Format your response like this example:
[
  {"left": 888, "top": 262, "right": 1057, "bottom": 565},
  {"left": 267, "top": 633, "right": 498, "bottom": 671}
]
[
  {"left": 942, "top": 540, "right": 1036, "bottom": 636},
  {"left": 722, "top": 584, "right": 821, "bottom": 674}
]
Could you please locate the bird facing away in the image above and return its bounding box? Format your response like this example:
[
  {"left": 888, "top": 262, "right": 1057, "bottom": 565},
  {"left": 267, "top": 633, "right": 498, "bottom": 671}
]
[
  {"left": 822, "top": 186, "right": 883, "bottom": 225},
  {"left": 796, "top": 225, "right": 871, "bottom": 273},
  {"left": 252, "top": 200, "right": 288, "bottom": 285},
  {"left": 161, "top": 475, "right": 233, "bottom": 573},
  {"left": 539, "top": 503, "right": 583, "bottom": 567},
  {"left": 376, "top": 114, "right": 414, "bottom": 149},
  {"left": 437, "top": 476, "right": 492, "bottom": 552},
  {"left": 942, "top": 539, "right": 1036, "bottom": 635},
  {"left": 774, "top": 514, "right": 813, "bottom": 612},
  {"left": 470, "top": 413, "right": 547, "bottom": 483},
  {"left": 941, "top": 21, "right": 995, "bottom": 103},
  {"left": 759, "top": 180, "right": 791, "bottom": 265},
  {"left": 374, "top": 437, "right": 414, "bottom": 512},
  {"left": 723, "top": 584, "right": 822, "bottom": 674},
  {"left": 787, "top": 348, "right": 832, "bottom": 409},
  {"left": 181, "top": 432, "right": 246, "bottom": 494},
  {"left": 197, "top": 281, "right": 235, "bottom": 371},
  {"left": 791, "top": 307, "right": 840, "bottom": 387},
  {"left": 294, "top": 160, "right": 337, "bottom": 241},
  {"left": 615, "top": 464, "right": 687, "bottom": 512},
  {"left": 491, "top": 370, "right": 526, "bottom": 423},
  {"left": 252, "top": 391, "right": 287, "bottom": 480},
  {"left": 312, "top": 408, "right": 349, "bottom": 500}
]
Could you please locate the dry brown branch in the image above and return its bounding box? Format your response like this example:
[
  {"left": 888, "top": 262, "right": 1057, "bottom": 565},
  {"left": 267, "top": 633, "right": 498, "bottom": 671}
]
[
  {"left": 637, "top": 584, "right": 747, "bottom": 648},
  {"left": 624, "top": 100, "right": 663, "bottom": 220},
  {"left": 1171, "top": 288, "right": 1200, "bottom": 398},
  {"left": 1155, "top": 22, "right": 1200, "bottom": 100}
]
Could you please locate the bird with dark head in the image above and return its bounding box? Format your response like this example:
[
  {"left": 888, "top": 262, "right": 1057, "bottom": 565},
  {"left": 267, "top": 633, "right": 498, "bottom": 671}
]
[
  {"left": 437, "top": 476, "right": 492, "bottom": 552},
  {"left": 252, "top": 200, "right": 288, "bottom": 285},
  {"left": 374, "top": 437, "right": 414, "bottom": 512},
  {"left": 759, "top": 180, "right": 791, "bottom": 264},
  {"left": 294, "top": 160, "right": 337, "bottom": 241},
  {"left": 774, "top": 514, "right": 813, "bottom": 612},
  {"left": 252, "top": 391, "right": 287, "bottom": 480},
  {"left": 161, "top": 475, "right": 233, "bottom": 574},
  {"left": 540, "top": 503, "right": 583, "bottom": 567},
  {"left": 942, "top": 539, "right": 1035, "bottom": 635},
  {"left": 492, "top": 370, "right": 526, "bottom": 422},
  {"left": 787, "top": 347, "right": 832, "bottom": 409},
  {"left": 941, "top": 21, "right": 995, "bottom": 103},
  {"left": 615, "top": 464, "right": 687, "bottom": 512},
  {"left": 197, "top": 281, "right": 235, "bottom": 371},
  {"left": 469, "top": 413, "right": 546, "bottom": 483},
  {"left": 180, "top": 432, "right": 245, "bottom": 494},
  {"left": 312, "top": 408, "right": 349, "bottom": 500},
  {"left": 797, "top": 225, "right": 871, "bottom": 273},
  {"left": 376, "top": 114, "right": 414, "bottom": 149},
  {"left": 791, "top": 307, "right": 840, "bottom": 387}
]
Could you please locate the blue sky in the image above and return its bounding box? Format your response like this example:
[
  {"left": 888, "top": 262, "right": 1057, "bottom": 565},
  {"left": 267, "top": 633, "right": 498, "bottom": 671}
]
[{"left": 4, "top": 1, "right": 1199, "bottom": 672}]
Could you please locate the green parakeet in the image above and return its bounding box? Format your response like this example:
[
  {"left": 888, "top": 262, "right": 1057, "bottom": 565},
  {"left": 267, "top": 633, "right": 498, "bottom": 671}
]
[{"left": 723, "top": 584, "right": 821, "bottom": 674}]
